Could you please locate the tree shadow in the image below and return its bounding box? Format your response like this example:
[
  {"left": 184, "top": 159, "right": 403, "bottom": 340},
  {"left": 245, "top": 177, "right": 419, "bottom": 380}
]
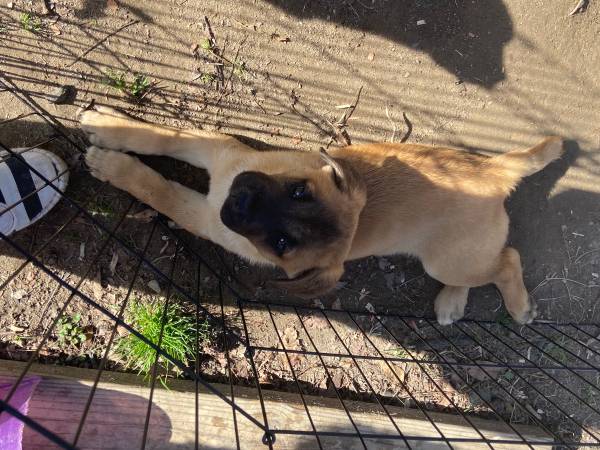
[
  {"left": 73, "top": 0, "right": 153, "bottom": 23},
  {"left": 265, "top": 0, "right": 513, "bottom": 88}
]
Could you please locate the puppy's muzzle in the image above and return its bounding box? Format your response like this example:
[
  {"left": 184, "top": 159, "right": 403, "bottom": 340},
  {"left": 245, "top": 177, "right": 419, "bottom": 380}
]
[{"left": 221, "top": 171, "right": 273, "bottom": 234}]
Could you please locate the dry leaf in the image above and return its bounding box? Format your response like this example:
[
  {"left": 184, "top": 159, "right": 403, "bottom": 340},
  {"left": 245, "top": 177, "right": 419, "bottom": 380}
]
[
  {"left": 282, "top": 326, "right": 300, "bottom": 349},
  {"left": 109, "top": 251, "right": 119, "bottom": 275},
  {"left": 130, "top": 208, "right": 158, "bottom": 222},
  {"left": 49, "top": 23, "right": 61, "bottom": 35},
  {"left": 303, "top": 314, "right": 328, "bottom": 330},
  {"left": 365, "top": 302, "right": 376, "bottom": 314},
  {"left": 92, "top": 280, "right": 103, "bottom": 299},
  {"left": 332, "top": 370, "right": 344, "bottom": 388},
  {"left": 147, "top": 279, "right": 161, "bottom": 293}
]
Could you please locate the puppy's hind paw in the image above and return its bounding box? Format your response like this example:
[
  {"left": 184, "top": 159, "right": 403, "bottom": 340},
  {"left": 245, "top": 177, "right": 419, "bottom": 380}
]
[{"left": 511, "top": 297, "right": 538, "bottom": 325}]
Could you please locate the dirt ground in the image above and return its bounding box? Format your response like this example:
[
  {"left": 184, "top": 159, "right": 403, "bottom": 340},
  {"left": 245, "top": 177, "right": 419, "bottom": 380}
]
[{"left": 1, "top": 0, "right": 600, "bottom": 446}]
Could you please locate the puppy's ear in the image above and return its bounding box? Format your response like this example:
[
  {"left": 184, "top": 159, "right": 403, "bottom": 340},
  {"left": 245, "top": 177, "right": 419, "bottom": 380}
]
[
  {"left": 271, "top": 264, "right": 344, "bottom": 299},
  {"left": 320, "top": 148, "right": 346, "bottom": 191}
]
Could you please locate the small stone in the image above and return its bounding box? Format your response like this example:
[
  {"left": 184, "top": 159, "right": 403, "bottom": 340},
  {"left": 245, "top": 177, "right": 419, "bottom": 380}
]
[
  {"left": 403, "top": 72, "right": 410, "bottom": 78},
  {"left": 417, "top": 19, "right": 426, "bottom": 26},
  {"left": 50, "top": 85, "right": 76, "bottom": 105},
  {"left": 365, "top": 302, "right": 376, "bottom": 314},
  {"left": 468, "top": 32, "right": 476, "bottom": 38},
  {"left": 147, "top": 279, "right": 161, "bottom": 293},
  {"left": 11, "top": 289, "right": 27, "bottom": 300},
  {"left": 367, "top": 52, "right": 375, "bottom": 61},
  {"left": 7, "top": 2, "right": 14, "bottom": 9}
]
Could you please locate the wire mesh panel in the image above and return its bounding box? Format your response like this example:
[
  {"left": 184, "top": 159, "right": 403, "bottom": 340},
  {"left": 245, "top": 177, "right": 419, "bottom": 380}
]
[{"left": 1, "top": 72, "right": 600, "bottom": 450}]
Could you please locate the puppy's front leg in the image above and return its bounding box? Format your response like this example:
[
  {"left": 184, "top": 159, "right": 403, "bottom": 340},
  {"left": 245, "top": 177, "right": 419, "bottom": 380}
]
[
  {"left": 80, "top": 106, "right": 250, "bottom": 171},
  {"left": 86, "top": 146, "right": 217, "bottom": 240}
]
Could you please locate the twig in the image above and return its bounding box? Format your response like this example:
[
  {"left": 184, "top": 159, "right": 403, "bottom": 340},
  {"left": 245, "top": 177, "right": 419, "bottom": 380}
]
[
  {"left": 385, "top": 105, "right": 397, "bottom": 143},
  {"left": 204, "top": 16, "right": 225, "bottom": 90},
  {"left": 344, "top": 85, "right": 363, "bottom": 125},
  {"left": 43, "top": 0, "right": 58, "bottom": 16},
  {"left": 400, "top": 112, "right": 412, "bottom": 143},
  {"left": 325, "top": 85, "right": 363, "bottom": 148},
  {"left": 289, "top": 91, "right": 332, "bottom": 139},
  {"left": 531, "top": 275, "right": 592, "bottom": 296},
  {"left": 574, "top": 248, "right": 600, "bottom": 264},
  {"left": 569, "top": 0, "right": 588, "bottom": 15},
  {"left": 67, "top": 20, "right": 138, "bottom": 67}
]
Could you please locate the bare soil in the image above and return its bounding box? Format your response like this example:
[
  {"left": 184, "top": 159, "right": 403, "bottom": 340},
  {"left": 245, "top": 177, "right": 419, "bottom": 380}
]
[{"left": 1, "top": 0, "right": 600, "bottom": 445}]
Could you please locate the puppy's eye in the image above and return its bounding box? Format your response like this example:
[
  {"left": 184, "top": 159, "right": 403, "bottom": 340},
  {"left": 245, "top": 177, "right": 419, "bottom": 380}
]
[
  {"left": 291, "top": 183, "right": 308, "bottom": 200},
  {"left": 275, "top": 237, "right": 288, "bottom": 256}
]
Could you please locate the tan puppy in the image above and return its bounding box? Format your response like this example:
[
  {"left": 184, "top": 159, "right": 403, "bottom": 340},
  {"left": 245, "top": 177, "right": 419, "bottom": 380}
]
[{"left": 80, "top": 106, "right": 563, "bottom": 325}]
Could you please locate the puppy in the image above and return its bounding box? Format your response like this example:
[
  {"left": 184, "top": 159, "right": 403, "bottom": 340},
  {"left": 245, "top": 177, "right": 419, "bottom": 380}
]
[{"left": 80, "top": 106, "right": 563, "bottom": 325}]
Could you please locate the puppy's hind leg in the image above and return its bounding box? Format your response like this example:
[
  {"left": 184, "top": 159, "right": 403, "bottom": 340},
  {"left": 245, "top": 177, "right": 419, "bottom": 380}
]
[
  {"left": 80, "top": 106, "right": 251, "bottom": 171},
  {"left": 85, "top": 146, "right": 216, "bottom": 240},
  {"left": 434, "top": 286, "right": 470, "bottom": 326},
  {"left": 493, "top": 247, "right": 536, "bottom": 324}
]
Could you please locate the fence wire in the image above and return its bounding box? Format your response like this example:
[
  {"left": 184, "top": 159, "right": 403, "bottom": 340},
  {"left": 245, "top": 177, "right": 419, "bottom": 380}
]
[{"left": 1, "top": 73, "right": 599, "bottom": 449}]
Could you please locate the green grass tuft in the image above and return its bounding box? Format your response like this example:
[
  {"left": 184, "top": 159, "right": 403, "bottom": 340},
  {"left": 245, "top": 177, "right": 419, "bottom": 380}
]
[
  {"left": 102, "top": 70, "right": 127, "bottom": 91},
  {"left": 102, "top": 71, "right": 152, "bottom": 99},
  {"left": 199, "top": 73, "right": 215, "bottom": 84},
  {"left": 199, "top": 38, "right": 213, "bottom": 50},
  {"left": 57, "top": 313, "right": 87, "bottom": 347},
  {"left": 116, "top": 300, "right": 209, "bottom": 387},
  {"left": 387, "top": 346, "right": 413, "bottom": 359},
  {"left": 20, "top": 13, "right": 42, "bottom": 33},
  {"left": 129, "top": 74, "right": 151, "bottom": 97}
]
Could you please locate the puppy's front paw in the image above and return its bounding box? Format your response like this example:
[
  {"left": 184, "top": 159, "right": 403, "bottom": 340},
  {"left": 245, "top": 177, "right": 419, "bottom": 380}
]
[
  {"left": 79, "top": 106, "right": 133, "bottom": 150},
  {"left": 85, "top": 146, "right": 135, "bottom": 184},
  {"left": 436, "top": 303, "right": 465, "bottom": 326},
  {"left": 435, "top": 286, "right": 469, "bottom": 326}
]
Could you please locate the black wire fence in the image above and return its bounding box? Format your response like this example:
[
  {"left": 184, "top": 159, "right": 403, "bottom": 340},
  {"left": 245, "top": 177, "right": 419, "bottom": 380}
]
[{"left": 1, "top": 72, "right": 600, "bottom": 449}]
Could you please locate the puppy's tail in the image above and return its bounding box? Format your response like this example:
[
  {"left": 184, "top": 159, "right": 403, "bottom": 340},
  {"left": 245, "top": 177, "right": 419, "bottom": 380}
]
[{"left": 488, "top": 136, "right": 564, "bottom": 194}]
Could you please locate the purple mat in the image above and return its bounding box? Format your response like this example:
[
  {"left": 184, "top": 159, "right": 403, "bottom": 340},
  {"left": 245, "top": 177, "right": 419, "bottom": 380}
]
[{"left": 0, "top": 377, "right": 41, "bottom": 450}]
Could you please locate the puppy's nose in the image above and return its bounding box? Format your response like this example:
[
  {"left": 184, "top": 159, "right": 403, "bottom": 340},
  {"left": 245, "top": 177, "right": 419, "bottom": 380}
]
[{"left": 233, "top": 190, "right": 257, "bottom": 219}]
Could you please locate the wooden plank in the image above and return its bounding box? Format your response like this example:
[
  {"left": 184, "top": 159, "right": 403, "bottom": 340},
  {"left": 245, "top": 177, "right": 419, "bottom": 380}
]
[{"left": 0, "top": 360, "right": 552, "bottom": 449}]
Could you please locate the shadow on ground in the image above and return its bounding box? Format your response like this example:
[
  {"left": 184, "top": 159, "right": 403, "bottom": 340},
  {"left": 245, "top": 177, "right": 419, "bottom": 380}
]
[
  {"left": 0, "top": 118, "right": 593, "bottom": 323},
  {"left": 264, "top": 0, "right": 512, "bottom": 88}
]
